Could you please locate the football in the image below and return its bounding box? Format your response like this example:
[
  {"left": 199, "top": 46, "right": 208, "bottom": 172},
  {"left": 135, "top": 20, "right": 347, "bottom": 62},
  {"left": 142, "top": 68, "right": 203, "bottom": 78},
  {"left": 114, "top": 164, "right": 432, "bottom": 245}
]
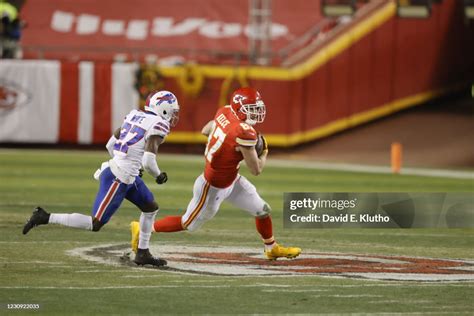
[{"left": 255, "top": 133, "right": 267, "bottom": 157}]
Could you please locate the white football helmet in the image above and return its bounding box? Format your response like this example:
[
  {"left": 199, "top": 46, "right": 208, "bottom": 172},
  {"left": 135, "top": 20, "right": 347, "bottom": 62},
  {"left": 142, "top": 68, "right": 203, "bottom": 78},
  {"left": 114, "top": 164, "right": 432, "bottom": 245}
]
[{"left": 144, "top": 90, "right": 180, "bottom": 127}]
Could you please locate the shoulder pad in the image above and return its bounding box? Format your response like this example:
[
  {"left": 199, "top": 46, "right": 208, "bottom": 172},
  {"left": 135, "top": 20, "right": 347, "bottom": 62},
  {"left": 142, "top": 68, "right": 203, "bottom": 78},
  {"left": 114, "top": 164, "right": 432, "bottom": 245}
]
[
  {"left": 149, "top": 117, "right": 170, "bottom": 138},
  {"left": 236, "top": 123, "right": 257, "bottom": 146}
]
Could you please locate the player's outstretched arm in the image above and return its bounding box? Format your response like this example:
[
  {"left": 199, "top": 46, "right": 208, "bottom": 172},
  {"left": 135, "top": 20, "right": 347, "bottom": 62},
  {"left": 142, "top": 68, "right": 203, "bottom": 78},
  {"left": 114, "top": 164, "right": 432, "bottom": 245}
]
[
  {"left": 201, "top": 120, "right": 214, "bottom": 136},
  {"left": 142, "top": 135, "right": 167, "bottom": 183},
  {"left": 240, "top": 145, "right": 267, "bottom": 176}
]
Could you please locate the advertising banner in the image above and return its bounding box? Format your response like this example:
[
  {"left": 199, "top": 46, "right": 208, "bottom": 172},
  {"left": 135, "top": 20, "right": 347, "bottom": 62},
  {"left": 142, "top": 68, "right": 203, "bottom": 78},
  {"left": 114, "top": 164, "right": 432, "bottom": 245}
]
[
  {"left": 0, "top": 60, "right": 139, "bottom": 144},
  {"left": 21, "top": 0, "right": 321, "bottom": 57},
  {"left": 0, "top": 60, "right": 60, "bottom": 143}
]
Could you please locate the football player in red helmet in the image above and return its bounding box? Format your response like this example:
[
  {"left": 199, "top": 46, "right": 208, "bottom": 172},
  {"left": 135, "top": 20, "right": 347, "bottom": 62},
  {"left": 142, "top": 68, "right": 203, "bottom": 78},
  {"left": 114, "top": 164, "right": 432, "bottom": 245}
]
[
  {"left": 131, "top": 87, "right": 301, "bottom": 260},
  {"left": 230, "top": 87, "right": 266, "bottom": 125}
]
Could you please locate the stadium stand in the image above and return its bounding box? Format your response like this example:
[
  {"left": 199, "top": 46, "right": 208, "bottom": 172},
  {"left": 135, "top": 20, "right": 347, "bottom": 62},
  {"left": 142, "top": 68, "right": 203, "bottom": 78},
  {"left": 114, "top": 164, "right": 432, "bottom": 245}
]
[{"left": 0, "top": 0, "right": 473, "bottom": 147}]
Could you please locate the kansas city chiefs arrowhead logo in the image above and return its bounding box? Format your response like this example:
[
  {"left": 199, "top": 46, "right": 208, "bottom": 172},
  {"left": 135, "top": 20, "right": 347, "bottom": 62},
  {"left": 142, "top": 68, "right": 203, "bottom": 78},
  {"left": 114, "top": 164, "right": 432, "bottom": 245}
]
[
  {"left": 70, "top": 244, "right": 474, "bottom": 282},
  {"left": 0, "top": 79, "right": 31, "bottom": 114}
]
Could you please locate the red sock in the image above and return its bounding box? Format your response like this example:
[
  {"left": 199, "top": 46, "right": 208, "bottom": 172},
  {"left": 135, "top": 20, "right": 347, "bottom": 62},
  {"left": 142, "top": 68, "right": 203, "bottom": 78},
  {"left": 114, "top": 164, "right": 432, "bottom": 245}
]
[
  {"left": 153, "top": 216, "right": 184, "bottom": 232},
  {"left": 255, "top": 215, "right": 275, "bottom": 246}
]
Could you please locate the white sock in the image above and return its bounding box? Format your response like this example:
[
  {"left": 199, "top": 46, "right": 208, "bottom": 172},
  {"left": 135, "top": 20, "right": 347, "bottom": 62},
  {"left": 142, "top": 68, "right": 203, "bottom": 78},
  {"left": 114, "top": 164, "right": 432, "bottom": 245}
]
[
  {"left": 138, "top": 210, "right": 158, "bottom": 250},
  {"left": 264, "top": 242, "right": 276, "bottom": 251},
  {"left": 49, "top": 213, "right": 93, "bottom": 230}
]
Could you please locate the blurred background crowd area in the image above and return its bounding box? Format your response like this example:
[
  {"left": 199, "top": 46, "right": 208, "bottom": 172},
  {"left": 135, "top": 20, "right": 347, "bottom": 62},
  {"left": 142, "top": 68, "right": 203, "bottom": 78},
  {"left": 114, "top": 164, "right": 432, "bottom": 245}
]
[{"left": 0, "top": 0, "right": 473, "bottom": 169}]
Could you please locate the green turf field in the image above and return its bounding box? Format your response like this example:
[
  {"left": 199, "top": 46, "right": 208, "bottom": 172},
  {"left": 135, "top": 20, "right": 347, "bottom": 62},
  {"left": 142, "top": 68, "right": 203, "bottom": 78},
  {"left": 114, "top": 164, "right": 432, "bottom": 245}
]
[{"left": 0, "top": 149, "right": 473, "bottom": 315}]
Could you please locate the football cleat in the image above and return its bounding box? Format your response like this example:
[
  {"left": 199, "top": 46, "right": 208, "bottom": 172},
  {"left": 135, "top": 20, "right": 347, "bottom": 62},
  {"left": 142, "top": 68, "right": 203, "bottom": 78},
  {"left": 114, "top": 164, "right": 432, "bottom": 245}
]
[
  {"left": 133, "top": 248, "right": 167, "bottom": 267},
  {"left": 265, "top": 243, "right": 301, "bottom": 260},
  {"left": 23, "top": 207, "right": 50, "bottom": 235},
  {"left": 130, "top": 221, "right": 140, "bottom": 254}
]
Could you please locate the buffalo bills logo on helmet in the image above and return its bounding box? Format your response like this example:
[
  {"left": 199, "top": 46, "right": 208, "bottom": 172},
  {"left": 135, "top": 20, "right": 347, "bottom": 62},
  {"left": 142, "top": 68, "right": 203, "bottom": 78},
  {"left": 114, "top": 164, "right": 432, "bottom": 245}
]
[{"left": 156, "top": 93, "right": 176, "bottom": 105}]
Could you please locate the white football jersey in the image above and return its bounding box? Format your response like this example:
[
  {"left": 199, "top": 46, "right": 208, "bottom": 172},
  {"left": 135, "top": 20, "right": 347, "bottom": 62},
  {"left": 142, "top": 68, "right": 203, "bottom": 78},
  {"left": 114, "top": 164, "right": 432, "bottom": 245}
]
[{"left": 110, "top": 109, "right": 170, "bottom": 183}]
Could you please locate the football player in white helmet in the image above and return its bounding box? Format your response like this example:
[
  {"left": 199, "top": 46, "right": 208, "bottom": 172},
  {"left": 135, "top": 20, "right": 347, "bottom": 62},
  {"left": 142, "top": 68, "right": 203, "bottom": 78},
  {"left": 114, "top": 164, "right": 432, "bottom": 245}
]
[
  {"left": 144, "top": 90, "right": 180, "bottom": 127},
  {"left": 23, "top": 90, "right": 180, "bottom": 267}
]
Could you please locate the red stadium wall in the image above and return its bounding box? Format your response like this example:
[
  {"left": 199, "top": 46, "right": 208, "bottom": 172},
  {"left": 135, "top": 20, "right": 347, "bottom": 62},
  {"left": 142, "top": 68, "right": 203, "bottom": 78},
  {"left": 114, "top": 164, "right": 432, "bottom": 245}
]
[
  {"left": 147, "top": 0, "right": 474, "bottom": 146},
  {"left": 293, "top": 0, "right": 474, "bottom": 142},
  {"left": 20, "top": 0, "right": 324, "bottom": 64},
  {"left": 1, "top": 1, "right": 472, "bottom": 146}
]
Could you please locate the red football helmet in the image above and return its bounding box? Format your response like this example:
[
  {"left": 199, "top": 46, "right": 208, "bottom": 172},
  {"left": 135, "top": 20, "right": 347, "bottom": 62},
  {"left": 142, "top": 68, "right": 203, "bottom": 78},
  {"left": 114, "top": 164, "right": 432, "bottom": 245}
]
[{"left": 230, "top": 87, "right": 266, "bottom": 125}]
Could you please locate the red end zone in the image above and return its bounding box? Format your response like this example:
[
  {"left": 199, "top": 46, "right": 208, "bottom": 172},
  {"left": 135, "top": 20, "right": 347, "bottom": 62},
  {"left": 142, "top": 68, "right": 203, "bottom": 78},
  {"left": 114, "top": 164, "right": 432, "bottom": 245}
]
[{"left": 70, "top": 244, "right": 474, "bottom": 282}]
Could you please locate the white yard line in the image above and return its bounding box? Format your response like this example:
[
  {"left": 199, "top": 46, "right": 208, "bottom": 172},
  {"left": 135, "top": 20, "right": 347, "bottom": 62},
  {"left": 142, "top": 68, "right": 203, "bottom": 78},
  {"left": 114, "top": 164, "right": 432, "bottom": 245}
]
[
  {"left": 74, "top": 270, "right": 142, "bottom": 273},
  {"left": 311, "top": 294, "right": 384, "bottom": 298},
  {"left": 367, "top": 300, "right": 433, "bottom": 304},
  {"left": 323, "top": 313, "right": 473, "bottom": 316},
  {"left": 317, "top": 283, "right": 474, "bottom": 288},
  {"left": 0, "top": 260, "right": 68, "bottom": 265},
  {"left": 262, "top": 289, "right": 329, "bottom": 293},
  {"left": 266, "top": 159, "right": 474, "bottom": 180},
  {"left": 0, "top": 285, "right": 232, "bottom": 290},
  {"left": 1, "top": 282, "right": 471, "bottom": 291},
  {"left": 0, "top": 241, "right": 100, "bottom": 244},
  {"left": 0, "top": 284, "right": 292, "bottom": 290}
]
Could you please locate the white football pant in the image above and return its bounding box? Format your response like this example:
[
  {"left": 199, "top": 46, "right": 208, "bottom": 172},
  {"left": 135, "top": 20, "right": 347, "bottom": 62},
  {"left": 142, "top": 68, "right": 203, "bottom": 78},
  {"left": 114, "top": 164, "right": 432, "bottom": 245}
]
[{"left": 181, "top": 174, "right": 268, "bottom": 232}]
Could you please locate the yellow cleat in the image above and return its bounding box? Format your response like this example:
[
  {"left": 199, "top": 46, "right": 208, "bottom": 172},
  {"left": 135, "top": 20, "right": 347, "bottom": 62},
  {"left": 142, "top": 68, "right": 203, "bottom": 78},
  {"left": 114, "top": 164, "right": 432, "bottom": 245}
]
[
  {"left": 130, "top": 221, "right": 140, "bottom": 254},
  {"left": 265, "top": 243, "right": 301, "bottom": 260}
]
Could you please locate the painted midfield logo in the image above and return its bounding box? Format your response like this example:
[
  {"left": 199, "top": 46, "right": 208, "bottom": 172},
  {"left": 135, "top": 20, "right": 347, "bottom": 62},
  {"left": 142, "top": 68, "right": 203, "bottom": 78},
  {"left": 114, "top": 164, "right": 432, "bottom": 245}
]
[{"left": 70, "top": 244, "right": 474, "bottom": 282}]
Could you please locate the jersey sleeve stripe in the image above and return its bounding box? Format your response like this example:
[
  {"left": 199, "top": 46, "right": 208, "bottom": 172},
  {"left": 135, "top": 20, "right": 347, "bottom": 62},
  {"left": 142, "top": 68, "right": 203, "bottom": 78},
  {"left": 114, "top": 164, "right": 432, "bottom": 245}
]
[
  {"left": 153, "top": 126, "right": 168, "bottom": 133},
  {"left": 155, "top": 122, "right": 169, "bottom": 129},
  {"left": 236, "top": 137, "right": 257, "bottom": 146}
]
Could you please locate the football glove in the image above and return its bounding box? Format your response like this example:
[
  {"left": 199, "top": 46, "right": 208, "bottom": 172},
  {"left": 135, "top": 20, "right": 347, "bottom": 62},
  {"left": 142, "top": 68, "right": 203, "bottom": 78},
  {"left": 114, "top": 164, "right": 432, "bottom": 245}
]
[
  {"left": 138, "top": 168, "right": 144, "bottom": 178},
  {"left": 156, "top": 172, "right": 168, "bottom": 184},
  {"left": 256, "top": 134, "right": 268, "bottom": 157},
  {"left": 261, "top": 134, "right": 268, "bottom": 153}
]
